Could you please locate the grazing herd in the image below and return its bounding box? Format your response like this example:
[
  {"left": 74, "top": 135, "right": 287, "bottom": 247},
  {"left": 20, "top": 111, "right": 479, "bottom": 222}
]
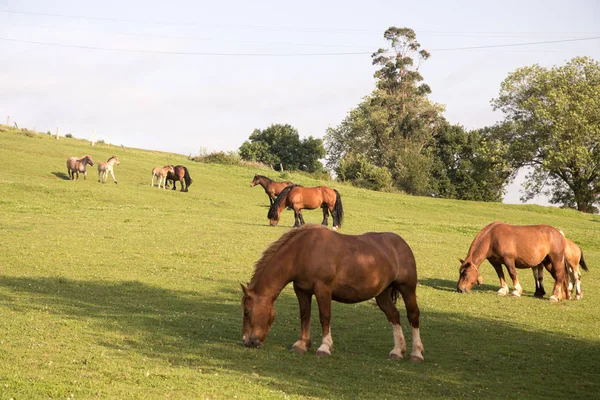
[
  {"left": 246, "top": 175, "right": 590, "bottom": 362},
  {"left": 63, "top": 159, "right": 590, "bottom": 362}
]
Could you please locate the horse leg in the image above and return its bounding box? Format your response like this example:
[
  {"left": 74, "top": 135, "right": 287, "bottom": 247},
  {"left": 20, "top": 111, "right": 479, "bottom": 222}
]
[
  {"left": 98, "top": 169, "right": 101, "bottom": 183},
  {"left": 293, "top": 210, "right": 301, "bottom": 228},
  {"left": 502, "top": 259, "right": 522, "bottom": 297},
  {"left": 291, "top": 284, "right": 312, "bottom": 354},
  {"left": 490, "top": 261, "right": 509, "bottom": 296},
  {"left": 532, "top": 264, "right": 546, "bottom": 298},
  {"left": 298, "top": 210, "right": 306, "bottom": 226},
  {"left": 110, "top": 170, "right": 117, "bottom": 184},
  {"left": 321, "top": 206, "right": 329, "bottom": 226},
  {"left": 375, "top": 288, "right": 406, "bottom": 360},
  {"left": 314, "top": 285, "right": 333, "bottom": 357},
  {"left": 398, "top": 283, "right": 424, "bottom": 362},
  {"left": 574, "top": 266, "right": 583, "bottom": 300},
  {"left": 546, "top": 255, "right": 568, "bottom": 302},
  {"left": 83, "top": 170, "right": 87, "bottom": 180},
  {"left": 171, "top": 180, "right": 176, "bottom": 191},
  {"left": 180, "top": 179, "right": 185, "bottom": 192}
]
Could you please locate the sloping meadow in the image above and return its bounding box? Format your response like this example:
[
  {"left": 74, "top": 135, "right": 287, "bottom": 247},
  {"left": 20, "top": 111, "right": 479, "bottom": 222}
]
[{"left": 1, "top": 127, "right": 599, "bottom": 399}]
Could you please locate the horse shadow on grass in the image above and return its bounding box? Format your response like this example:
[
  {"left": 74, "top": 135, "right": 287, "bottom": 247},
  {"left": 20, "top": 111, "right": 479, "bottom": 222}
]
[
  {"left": 51, "top": 171, "right": 71, "bottom": 180},
  {"left": 420, "top": 277, "right": 501, "bottom": 293},
  {"left": 0, "top": 275, "right": 598, "bottom": 399}
]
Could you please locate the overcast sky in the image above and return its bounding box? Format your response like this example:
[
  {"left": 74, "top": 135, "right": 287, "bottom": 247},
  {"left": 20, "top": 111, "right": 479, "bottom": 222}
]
[{"left": 1, "top": 0, "right": 599, "bottom": 204}]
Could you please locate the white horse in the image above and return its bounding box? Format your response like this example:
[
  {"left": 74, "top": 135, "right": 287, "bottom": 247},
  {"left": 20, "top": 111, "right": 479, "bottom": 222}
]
[
  {"left": 98, "top": 156, "right": 120, "bottom": 184},
  {"left": 151, "top": 165, "right": 174, "bottom": 189}
]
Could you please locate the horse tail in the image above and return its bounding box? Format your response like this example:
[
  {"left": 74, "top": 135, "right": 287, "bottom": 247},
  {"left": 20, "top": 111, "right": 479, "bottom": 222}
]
[
  {"left": 579, "top": 247, "right": 589, "bottom": 272},
  {"left": 183, "top": 166, "right": 192, "bottom": 187},
  {"left": 333, "top": 189, "right": 343, "bottom": 228},
  {"left": 268, "top": 185, "right": 294, "bottom": 220}
]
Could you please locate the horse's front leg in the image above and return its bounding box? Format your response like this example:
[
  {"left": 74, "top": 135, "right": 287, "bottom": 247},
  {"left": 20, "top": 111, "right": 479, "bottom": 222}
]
[
  {"left": 314, "top": 285, "right": 333, "bottom": 357},
  {"left": 547, "top": 255, "right": 568, "bottom": 302},
  {"left": 291, "top": 284, "right": 312, "bottom": 354},
  {"left": 98, "top": 170, "right": 102, "bottom": 183},
  {"left": 490, "top": 261, "right": 510, "bottom": 296},
  {"left": 110, "top": 171, "right": 117, "bottom": 184},
  {"left": 503, "top": 259, "right": 522, "bottom": 297},
  {"left": 375, "top": 288, "right": 406, "bottom": 360}
]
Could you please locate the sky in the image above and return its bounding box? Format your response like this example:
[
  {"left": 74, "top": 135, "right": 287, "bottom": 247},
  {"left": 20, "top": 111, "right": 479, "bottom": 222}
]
[{"left": 1, "top": 0, "right": 599, "bottom": 205}]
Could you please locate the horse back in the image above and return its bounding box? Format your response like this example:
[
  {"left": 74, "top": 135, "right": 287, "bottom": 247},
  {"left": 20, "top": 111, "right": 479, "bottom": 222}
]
[{"left": 488, "top": 223, "right": 566, "bottom": 265}]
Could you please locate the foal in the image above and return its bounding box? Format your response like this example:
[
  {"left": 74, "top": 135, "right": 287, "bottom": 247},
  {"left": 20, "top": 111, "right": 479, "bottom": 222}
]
[
  {"left": 151, "top": 165, "right": 175, "bottom": 189},
  {"left": 66, "top": 155, "right": 94, "bottom": 180},
  {"left": 97, "top": 156, "right": 120, "bottom": 184}
]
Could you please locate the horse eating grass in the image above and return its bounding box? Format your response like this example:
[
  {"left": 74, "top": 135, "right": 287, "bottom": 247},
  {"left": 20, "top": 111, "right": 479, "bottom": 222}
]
[
  {"left": 166, "top": 165, "right": 193, "bottom": 192},
  {"left": 267, "top": 185, "right": 343, "bottom": 229},
  {"left": 250, "top": 175, "right": 294, "bottom": 205},
  {"left": 66, "top": 155, "right": 94, "bottom": 180},
  {"left": 457, "top": 221, "right": 569, "bottom": 302},
  {"left": 97, "top": 156, "right": 120, "bottom": 184},
  {"left": 241, "top": 224, "right": 424, "bottom": 362},
  {"left": 151, "top": 165, "right": 175, "bottom": 189}
]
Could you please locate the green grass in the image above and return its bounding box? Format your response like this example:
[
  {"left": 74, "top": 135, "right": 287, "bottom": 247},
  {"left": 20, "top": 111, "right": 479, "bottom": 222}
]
[{"left": 0, "top": 126, "right": 599, "bottom": 399}]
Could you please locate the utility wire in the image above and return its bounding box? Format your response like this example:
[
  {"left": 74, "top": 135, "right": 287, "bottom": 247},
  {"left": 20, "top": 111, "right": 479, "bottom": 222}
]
[{"left": 1, "top": 35, "right": 598, "bottom": 56}]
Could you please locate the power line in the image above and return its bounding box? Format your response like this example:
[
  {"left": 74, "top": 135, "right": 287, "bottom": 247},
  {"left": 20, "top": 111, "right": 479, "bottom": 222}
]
[{"left": 1, "top": 35, "right": 598, "bottom": 56}]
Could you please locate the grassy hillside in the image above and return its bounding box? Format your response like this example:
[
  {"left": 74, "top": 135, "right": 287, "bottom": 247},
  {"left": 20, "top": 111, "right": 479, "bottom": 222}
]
[{"left": 0, "top": 126, "right": 598, "bottom": 399}]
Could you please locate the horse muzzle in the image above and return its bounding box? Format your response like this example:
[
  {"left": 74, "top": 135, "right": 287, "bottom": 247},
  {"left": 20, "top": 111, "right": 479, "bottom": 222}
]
[
  {"left": 457, "top": 286, "right": 470, "bottom": 294},
  {"left": 242, "top": 337, "right": 263, "bottom": 348}
]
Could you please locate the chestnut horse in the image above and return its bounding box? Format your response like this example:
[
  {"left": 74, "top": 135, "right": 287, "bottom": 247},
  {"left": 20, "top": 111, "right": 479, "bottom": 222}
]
[
  {"left": 97, "top": 156, "right": 120, "bottom": 184},
  {"left": 151, "top": 165, "right": 175, "bottom": 189},
  {"left": 532, "top": 238, "right": 588, "bottom": 300},
  {"left": 457, "top": 221, "right": 568, "bottom": 302},
  {"left": 66, "top": 155, "right": 94, "bottom": 180},
  {"left": 241, "top": 224, "right": 424, "bottom": 362},
  {"left": 267, "top": 185, "right": 343, "bottom": 229},
  {"left": 250, "top": 175, "right": 294, "bottom": 205},
  {"left": 166, "top": 165, "right": 192, "bottom": 192}
]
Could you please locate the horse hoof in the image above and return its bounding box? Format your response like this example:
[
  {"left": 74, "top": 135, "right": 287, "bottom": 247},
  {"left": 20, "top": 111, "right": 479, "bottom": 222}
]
[
  {"left": 315, "top": 350, "right": 331, "bottom": 357},
  {"left": 549, "top": 295, "right": 560, "bottom": 302},
  {"left": 576, "top": 294, "right": 583, "bottom": 300},
  {"left": 409, "top": 355, "right": 424, "bottom": 363},
  {"left": 290, "top": 345, "right": 307, "bottom": 355},
  {"left": 510, "top": 291, "right": 521, "bottom": 297},
  {"left": 497, "top": 291, "right": 507, "bottom": 297},
  {"left": 388, "top": 353, "right": 403, "bottom": 361}
]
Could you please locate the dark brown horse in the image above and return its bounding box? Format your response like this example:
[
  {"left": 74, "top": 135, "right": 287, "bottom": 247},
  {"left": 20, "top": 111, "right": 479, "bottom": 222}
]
[
  {"left": 241, "top": 224, "right": 424, "bottom": 361},
  {"left": 166, "top": 165, "right": 192, "bottom": 192},
  {"left": 250, "top": 175, "right": 294, "bottom": 205},
  {"left": 267, "top": 185, "right": 343, "bottom": 229},
  {"left": 457, "top": 221, "right": 568, "bottom": 302},
  {"left": 532, "top": 237, "right": 588, "bottom": 300},
  {"left": 66, "top": 155, "right": 94, "bottom": 180}
]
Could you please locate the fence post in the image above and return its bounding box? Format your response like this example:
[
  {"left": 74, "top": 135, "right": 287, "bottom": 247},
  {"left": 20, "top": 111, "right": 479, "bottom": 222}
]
[
  {"left": 56, "top": 127, "right": 59, "bottom": 140},
  {"left": 91, "top": 130, "right": 96, "bottom": 146},
  {"left": 6, "top": 116, "right": 9, "bottom": 126}
]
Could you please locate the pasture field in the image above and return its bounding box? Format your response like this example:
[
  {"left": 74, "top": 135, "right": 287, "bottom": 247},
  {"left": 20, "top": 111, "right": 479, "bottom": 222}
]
[{"left": 0, "top": 126, "right": 599, "bottom": 399}]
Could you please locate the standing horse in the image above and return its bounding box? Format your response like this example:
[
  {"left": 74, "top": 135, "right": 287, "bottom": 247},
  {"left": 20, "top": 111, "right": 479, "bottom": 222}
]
[
  {"left": 267, "top": 185, "right": 343, "bottom": 229},
  {"left": 66, "top": 155, "right": 94, "bottom": 180},
  {"left": 456, "top": 221, "right": 568, "bottom": 302},
  {"left": 151, "top": 165, "right": 175, "bottom": 189},
  {"left": 241, "top": 224, "right": 424, "bottom": 362},
  {"left": 532, "top": 238, "right": 589, "bottom": 300},
  {"left": 250, "top": 175, "right": 294, "bottom": 205},
  {"left": 97, "top": 156, "right": 120, "bottom": 184},
  {"left": 166, "top": 165, "right": 192, "bottom": 192}
]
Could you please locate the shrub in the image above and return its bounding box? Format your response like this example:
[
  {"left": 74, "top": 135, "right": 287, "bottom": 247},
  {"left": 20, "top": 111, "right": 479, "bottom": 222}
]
[
  {"left": 191, "top": 151, "right": 241, "bottom": 165},
  {"left": 337, "top": 153, "right": 392, "bottom": 191},
  {"left": 65, "top": 133, "right": 73, "bottom": 138}
]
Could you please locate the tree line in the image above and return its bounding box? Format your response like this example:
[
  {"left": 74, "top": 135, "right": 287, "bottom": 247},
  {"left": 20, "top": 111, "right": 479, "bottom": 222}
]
[{"left": 236, "top": 27, "right": 600, "bottom": 213}]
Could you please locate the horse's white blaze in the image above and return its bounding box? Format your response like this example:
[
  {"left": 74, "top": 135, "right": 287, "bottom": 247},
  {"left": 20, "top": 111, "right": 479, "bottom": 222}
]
[
  {"left": 389, "top": 323, "right": 406, "bottom": 358},
  {"left": 317, "top": 331, "right": 333, "bottom": 355},
  {"left": 411, "top": 326, "right": 424, "bottom": 361}
]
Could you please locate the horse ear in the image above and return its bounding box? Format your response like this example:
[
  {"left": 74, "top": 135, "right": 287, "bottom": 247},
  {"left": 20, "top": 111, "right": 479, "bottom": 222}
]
[
  {"left": 240, "top": 284, "right": 250, "bottom": 296},
  {"left": 458, "top": 258, "right": 464, "bottom": 264},
  {"left": 477, "top": 274, "right": 484, "bottom": 285}
]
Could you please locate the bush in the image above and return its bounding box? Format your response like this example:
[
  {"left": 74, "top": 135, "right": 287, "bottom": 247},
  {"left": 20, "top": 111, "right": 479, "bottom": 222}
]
[
  {"left": 191, "top": 151, "right": 241, "bottom": 165},
  {"left": 337, "top": 153, "right": 392, "bottom": 191},
  {"left": 65, "top": 133, "right": 73, "bottom": 138}
]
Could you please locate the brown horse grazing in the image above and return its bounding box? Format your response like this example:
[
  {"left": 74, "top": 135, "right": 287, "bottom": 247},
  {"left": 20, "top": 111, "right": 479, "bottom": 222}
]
[
  {"left": 250, "top": 175, "right": 294, "bottom": 205},
  {"left": 241, "top": 224, "right": 424, "bottom": 362},
  {"left": 151, "top": 165, "right": 175, "bottom": 189},
  {"left": 267, "top": 185, "right": 343, "bottom": 229},
  {"left": 457, "top": 221, "right": 569, "bottom": 302},
  {"left": 166, "top": 165, "right": 193, "bottom": 192},
  {"left": 66, "top": 155, "right": 94, "bottom": 180},
  {"left": 97, "top": 156, "right": 120, "bottom": 184},
  {"left": 532, "top": 238, "right": 589, "bottom": 300}
]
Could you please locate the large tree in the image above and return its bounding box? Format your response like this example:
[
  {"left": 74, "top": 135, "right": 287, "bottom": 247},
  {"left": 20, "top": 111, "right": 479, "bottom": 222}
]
[
  {"left": 492, "top": 57, "right": 600, "bottom": 212},
  {"left": 239, "top": 124, "right": 325, "bottom": 172}
]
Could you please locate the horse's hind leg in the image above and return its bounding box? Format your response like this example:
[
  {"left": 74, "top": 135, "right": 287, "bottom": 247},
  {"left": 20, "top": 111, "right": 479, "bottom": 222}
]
[
  {"left": 321, "top": 206, "right": 329, "bottom": 226},
  {"left": 313, "top": 285, "right": 333, "bottom": 357},
  {"left": 490, "top": 260, "right": 510, "bottom": 296},
  {"left": 532, "top": 265, "right": 546, "bottom": 298},
  {"left": 291, "top": 283, "right": 313, "bottom": 354},
  {"left": 398, "top": 283, "right": 424, "bottom": 362},
  {"left": 375, "top": 287, "right": 406, "bottom": 360}
]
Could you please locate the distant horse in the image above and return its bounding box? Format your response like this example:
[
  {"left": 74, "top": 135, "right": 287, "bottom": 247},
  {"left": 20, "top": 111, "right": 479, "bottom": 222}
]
[
  {"left": 241, "top": 224, "right": 424, "bottom": 362},
  {"left": 166, "top": 165, "right": 192, "bottom": 192},
  {"left": 456, "top": 221, "right": 568, "bottom": 302},
  {"left": 250, "top": 175, "right": 294, "bottom": 205},
  {"left": 532, "top": 238, "right": 589, "bottom": 300},
  {"left": 66, "top": 155, "right": 94, "bottom": 180},
  {"left": 267, "top": 185, "right": 343, "bottom": 229},
  {"left": 97, "top": 156, "right": 120, "bottom": 184},
  {"left": 151, "top": 165, "right": 175, "bottom": 189}
]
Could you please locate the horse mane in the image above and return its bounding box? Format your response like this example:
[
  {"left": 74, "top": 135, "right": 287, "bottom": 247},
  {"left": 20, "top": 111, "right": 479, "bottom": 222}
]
[
  {"left": 249, "top": 225, "right": 326, "bottom": 288},
  {"left": 268, "top": 185, "right": 296, "bottom": 219},
  {"left": 465, "top": 221, "right": 502, "bottom": 265},
  {"left": 106, "top": 156, "right": 117, "bottom": 162},
  {"left": 255, "top": 175, "right": 271, "bottom": 181}
]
